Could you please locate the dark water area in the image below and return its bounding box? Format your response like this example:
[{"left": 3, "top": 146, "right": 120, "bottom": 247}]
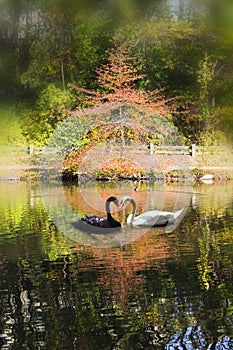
[{"left": 0, "top": 180, "right": 233, "bottom": 349}]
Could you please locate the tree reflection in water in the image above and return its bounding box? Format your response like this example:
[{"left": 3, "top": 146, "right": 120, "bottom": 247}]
[
  {"left": 165, "top": 326, "right": 233, "bottom": 349},
  {"left": 0, "top": 181, "right": 233, "bottom": 349}
]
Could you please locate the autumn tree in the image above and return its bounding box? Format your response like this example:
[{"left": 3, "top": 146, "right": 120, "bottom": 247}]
[
  {"left": 62, "top": 46, "right": 181, "bottom": 178},
  {"left": 76, "top": 44, "right": 174, "bottom": 116}
]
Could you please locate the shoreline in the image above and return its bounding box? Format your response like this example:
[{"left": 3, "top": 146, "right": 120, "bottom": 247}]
[
  {"left": 0, "top": 165, "right": 232, "bottom": 183},
  {"left": 1, "top": 150, "right": 233, "bottom": 183}
]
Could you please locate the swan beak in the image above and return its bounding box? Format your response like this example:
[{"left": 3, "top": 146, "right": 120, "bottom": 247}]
[
  {"left": 115, "top": 199, "right": 121, "bottom": 208},
  {"left": 119, "top": 200, "right": 124, "bottom": 209}
]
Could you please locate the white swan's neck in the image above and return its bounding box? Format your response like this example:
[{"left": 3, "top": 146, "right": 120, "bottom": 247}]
[
  {"left": 123, "top": 197, "right": 136, "bottom": 224},
  {"left": 127, "top": 213, "right": 134, "bottom": 224}
]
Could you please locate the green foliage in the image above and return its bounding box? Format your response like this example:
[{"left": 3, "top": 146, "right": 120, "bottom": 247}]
[
  {"left": 20, "top": 84, "right": 75, "bottom": 145},
  {"left": 1, "top": 0, "right": 233, "bottom": 145},
  {"left": 0, "top": 103, "right": 26, "bottom": 146},
  {"left": 48, "top": 116, "right": 87, "bottom": 151},
  {"left": 37, "top": 84, "right": 75, "bottom": 125},
  {"left": 73, "top": 13, "right": 113, "bottom": 88},
  {"left": 20, "top": 8, "right": 77, "bottom": 90},
  {"left": 197, "top": 54, "right": 214, "bottom": 104},
  {"left": 0, "top": 44, "right": 17, "bottom": 95},
  {"left": 137, "top": 20, "right": 199, "bottom": 90},
  {"left": 20, "top": 109, "right": 54, "bottom": 146},
  {"left": 20, "top": 9, "right": 113, "bottom": 93}
]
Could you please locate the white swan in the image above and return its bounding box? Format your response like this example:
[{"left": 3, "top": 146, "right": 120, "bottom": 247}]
[{"left": 120, "top": 196, "right": 185, "bottom": 227}]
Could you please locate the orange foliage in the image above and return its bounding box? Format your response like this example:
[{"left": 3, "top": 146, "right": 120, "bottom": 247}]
[
  {"left": 96, "top": 45, "right": 143, "bottom": 92},
  {"left": 62, "top": 123, "right": 153, "bottom": 176},
  {"left": 96, "top": 157, "right": 145, "bottom": 180},
  {"left": 74, "top": 44, "right": 175, "bottom": 116}
]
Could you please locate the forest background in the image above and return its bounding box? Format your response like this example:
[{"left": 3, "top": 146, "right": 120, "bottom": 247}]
[{"left": 0, "top": 0, "right": 233, "bottom": 165}]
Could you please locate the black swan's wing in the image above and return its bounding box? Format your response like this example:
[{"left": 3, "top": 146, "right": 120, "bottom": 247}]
[
  {"left": 81, "top": 215, "right": 112, "bottom": 227},
  {"left": 71, "top": 217, "right": 121, "bottom": 234}
]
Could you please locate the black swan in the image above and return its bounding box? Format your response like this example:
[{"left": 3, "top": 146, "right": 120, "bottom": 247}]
[
  {"left": 120, "top": 196, "right": 185, "bottom": 227},
  {"left": 72, "top": 196, "right": 121, "bottom": 233}
]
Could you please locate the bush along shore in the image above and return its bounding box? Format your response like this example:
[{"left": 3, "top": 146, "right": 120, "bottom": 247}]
[
  {"left": 0, "top": 148, "right": 233, "bottom": 183},
  {"left": 0, "top": 167, "right": 232, "bottom": 184},
  {"left": 61, "top": 168, "right": 232, "bottom": 184}
]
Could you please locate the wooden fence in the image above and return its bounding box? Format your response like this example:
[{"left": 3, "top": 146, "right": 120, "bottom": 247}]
[{"left": 2, "top": 144, "right": 229, "bottom": 157}]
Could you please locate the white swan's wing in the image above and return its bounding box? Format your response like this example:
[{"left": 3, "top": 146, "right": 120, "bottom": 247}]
[
  {"left": 133, "top": 208, "right": 185, "bottom": 227},
  {"left": 133, "top": 211, "right": 172, "bottom": 226}
]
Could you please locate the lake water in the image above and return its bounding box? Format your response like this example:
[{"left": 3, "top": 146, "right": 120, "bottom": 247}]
[{"left": 0, "top": 179, "right": 233, "bottom": 349}]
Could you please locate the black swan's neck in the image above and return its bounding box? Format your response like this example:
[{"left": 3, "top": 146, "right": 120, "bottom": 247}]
[{"left": 106, "top": 200, "right": 120, "bottom": 228}]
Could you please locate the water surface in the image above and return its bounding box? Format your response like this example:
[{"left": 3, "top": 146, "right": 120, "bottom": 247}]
[{"left": 0, "top": 180, "right": 233, "bottom": 349}]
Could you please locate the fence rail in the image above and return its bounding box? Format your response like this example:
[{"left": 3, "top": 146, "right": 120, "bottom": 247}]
[
  {"left": 151, "top": 144, "right": 191, "bottom": 156},
  {"left": 1, "top": 144, "right": 230, "bottom": 157}
]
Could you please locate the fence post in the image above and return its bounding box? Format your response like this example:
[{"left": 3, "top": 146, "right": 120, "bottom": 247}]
[
  {"left": 149, "top": 143, "right": 154, "bottom": 155},
  {"left": 192, "top": 144, "right": 196, "bottom": 157},
  {"left": 29, "top": 144, "right": 34, "bottom": 155}
]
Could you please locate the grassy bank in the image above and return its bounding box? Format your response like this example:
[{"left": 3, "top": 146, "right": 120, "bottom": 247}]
[
  {"left": 1, "top": 102, "right": 233, "bottom": 182},
  {"left": 0, "top": 102, "right": 31, "bottom": 179},
  {"left": 0, "top": 102, "right": 26, "bottom": 146}
]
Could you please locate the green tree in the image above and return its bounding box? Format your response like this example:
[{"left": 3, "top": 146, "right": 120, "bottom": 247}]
[
  {"left": 21, "top": 10, "right": 76, "bottom": 90},
  {"left": 21, "top": 84, "right": 75, "bottom": 145},
  {"left": 72, "top": 13, "right": 113, "bottom": 88},
  {"left": 2, "top": 0, "right": 233, "bottom": 145},
  {"left": 136, "top": 18, "right": 233, "bottom": 143}
]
